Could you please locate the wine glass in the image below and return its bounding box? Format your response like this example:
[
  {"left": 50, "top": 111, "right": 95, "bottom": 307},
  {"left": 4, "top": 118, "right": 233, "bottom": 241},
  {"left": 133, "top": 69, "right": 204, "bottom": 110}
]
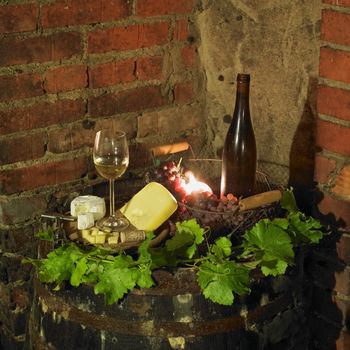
[{"left": 93, "top": 129, "right": 129, "bottom": 231}]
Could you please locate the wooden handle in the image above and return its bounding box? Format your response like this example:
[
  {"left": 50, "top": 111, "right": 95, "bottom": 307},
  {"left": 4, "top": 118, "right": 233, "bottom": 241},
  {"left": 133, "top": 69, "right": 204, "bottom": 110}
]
[
  {"left": 150, "top": 142, "right": 190, "bottom": 156},
  {"left": 239, "top": 190, "right": 282, "bottom": 212}
]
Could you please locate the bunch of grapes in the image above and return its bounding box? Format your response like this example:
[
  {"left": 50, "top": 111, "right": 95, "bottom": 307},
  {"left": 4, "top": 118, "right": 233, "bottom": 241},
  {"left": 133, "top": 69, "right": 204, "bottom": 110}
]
[
  {"left": 146, "top": 161, "right": 184, "bottom": 199},
  {"left": 185, "top": 192, "right": 238, "bottom": 212},
  {"left": 147, "top": 161, "right": 239, "bottom": 211}
]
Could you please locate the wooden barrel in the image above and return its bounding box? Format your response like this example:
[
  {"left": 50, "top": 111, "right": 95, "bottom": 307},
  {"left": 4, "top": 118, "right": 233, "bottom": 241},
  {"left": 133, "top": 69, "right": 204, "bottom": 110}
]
[{"left": 27, "top": 264, "right": 304, "bottom": 350}]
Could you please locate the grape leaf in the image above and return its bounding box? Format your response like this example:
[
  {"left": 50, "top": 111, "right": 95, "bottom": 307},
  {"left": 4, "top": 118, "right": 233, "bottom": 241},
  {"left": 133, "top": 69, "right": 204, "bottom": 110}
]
[
  {"left": 70, "top": 257, "right": 87, "bottom": 287},
  {"left": 165, "top": 231, "right": 194, "bottom": 252},
  {"left": 38, "top": 244, "right": 84, "bottom": 287},
  {"left": 243, "top": 219, "right": 294, "bottom": 276},
  {"left": 165, "top": 219, "right": 206, "bottom": 259},
  {"left": 288, "top": 212, "right": 324, "bottom": 244},
  {"left": 149, "top": 247, "right": 177, "bottom": 269},
  {"left": 197, "top": 260, "right": 250, "bottom": 305},
  {"left": 137, "top": 232, "right": 155, "bottom": 263},
  {"left": 281, "top": 189, "right": 299, "bottom": 213},
  {"left": 136, "top": 268, "right": 154, "bottom": 289},
  {"left": 35, "top": 227, "right": 54, "bottom": 241},
  {"left": 211, "top": 237, "right": 232, "bottom": 258},
  {"left": 94, "top": 265, "right": 137, "bottom": 304},
  {"left": 261, "top": 259, "right": 288, "bottom": 276},
  {"left": 244, "top": 220, "right": 294, "bottom": 261},
  {"left": 176, "top": 219, "right": 205, "bottom": 245}
]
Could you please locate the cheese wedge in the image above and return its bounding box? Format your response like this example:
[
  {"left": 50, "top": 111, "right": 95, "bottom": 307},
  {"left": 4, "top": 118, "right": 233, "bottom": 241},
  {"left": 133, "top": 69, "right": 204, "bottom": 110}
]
[{"left": 120, "top": 182, "right": 178, "bottom": 231}]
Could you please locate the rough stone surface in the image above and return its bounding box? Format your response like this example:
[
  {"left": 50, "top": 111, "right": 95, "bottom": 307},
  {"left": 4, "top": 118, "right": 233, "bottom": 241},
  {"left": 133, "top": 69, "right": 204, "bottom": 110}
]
[{"left": 196, "top": 0, "right": 321, "bottom": 186}]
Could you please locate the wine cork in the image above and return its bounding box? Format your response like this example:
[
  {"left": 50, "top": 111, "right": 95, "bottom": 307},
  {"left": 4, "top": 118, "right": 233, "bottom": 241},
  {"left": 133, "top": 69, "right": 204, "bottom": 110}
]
[
  {"left": 120, "top": 230, "right": 146, "bottom": 243},
  {"left": 239, "top": 190, "right": 282, "bottom": 212},
  {"left": 150, "top": 142, "right": 190, "bottom": 156}
]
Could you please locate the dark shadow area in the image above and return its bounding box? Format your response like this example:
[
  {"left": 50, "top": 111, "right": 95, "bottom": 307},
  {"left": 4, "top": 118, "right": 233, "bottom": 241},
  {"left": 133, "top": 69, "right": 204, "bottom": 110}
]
[
  {"left": 289, "top": 77, "right": 346, "bottom": 349},
  {"left": 288, "top": 76, "right": 318, "bottom": 215}
]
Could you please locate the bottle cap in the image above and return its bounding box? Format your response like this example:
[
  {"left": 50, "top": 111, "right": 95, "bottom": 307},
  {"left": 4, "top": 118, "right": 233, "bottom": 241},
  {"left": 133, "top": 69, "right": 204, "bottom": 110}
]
[{"left": 237, "top": 73, "right": 250, "bottom": 82}]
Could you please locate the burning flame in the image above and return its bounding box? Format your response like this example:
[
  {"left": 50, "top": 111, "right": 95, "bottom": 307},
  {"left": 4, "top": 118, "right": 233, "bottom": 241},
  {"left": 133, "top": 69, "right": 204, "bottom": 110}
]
[{"left": 180, "top": 171, "right": 213, "bottom": 196}]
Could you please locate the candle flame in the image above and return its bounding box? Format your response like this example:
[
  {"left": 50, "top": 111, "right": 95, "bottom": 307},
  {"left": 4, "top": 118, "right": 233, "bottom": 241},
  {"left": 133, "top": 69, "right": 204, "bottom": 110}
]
[{"left": 181, "top": 171, "right": 213, "bottom": 196}]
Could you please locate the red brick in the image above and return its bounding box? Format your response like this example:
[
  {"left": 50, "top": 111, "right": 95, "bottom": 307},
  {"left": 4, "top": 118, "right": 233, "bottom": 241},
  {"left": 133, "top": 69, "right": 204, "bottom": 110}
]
[
  {"left": 89, "top": 85, "right": 169, "bottom": 117},
  {"left": 88, "top": 22, "right": 169, "bottom": 54},
  {"left": 336, "top": 330, "right": 350, "bottom": 350},
  {"left": 333, "top": 164, "right": 350, "bottom": 199},
  {"left": 0, "top": 157, "right": 88, "bottom": 194},
  {"left": 44, "top": 65, "right": 87, "bottom": 93},
  {"left": 89, "top": 59, "right": 135, "bottom": 88},
  {"left": 335, "top": 267, "right": 350, "bottom": 295},
  {"left": 318, "top": 195, "right": 350, "bottom": 229},
  {"left": 0, "top": 99, "right": 85, "bottom": 135},
  {"left": 321, "top": 10, "right": 350, "bottom": 47},
  {"left": 314, "top": 153, "right": 336, "bottom": 184},
  {"left": 138, "top": 22, "right": 169, "bottom": 47},
  {"left": 181, "top": 45, "right": 196, "bottom": 67},
  {"left": 136, "top": 56, "right": 163, "bottom": 80},
  {"left": 0, "top": 4, "right": 37, "bottom": 34},
  {"left": 337, "top": 233, "right": 350, "bottom": 265},
  {"left": 323, "top": 0, "right": 350, "bottom": 6},
  {"left": 319, "top": 47, "right": 350, "bottom": 84},
  {"left": 316, "top": 119, "right": 350, "bottom": 157},
  {"left": 317, "top": 85, "right": 350, "bottom": 122},
  {"left": 136, "top": 0, "right": 193, "bottom": 16},
  {"left": 174, "top": 81, "right": 194, "bottom": 104},
  {"left": 0, "top": 132, "right": 46, "bottom": 165},
  {"left": 174, "top": 19, "right": 190, "bottom": 41},
  {"left": 0, "top": 32, "right": 82, "bottom": 66},
  {"left": 48, "top": 118, "right": 136, "bottom": 154},
  {"left": 41, "top": 0, "right": 131, "bottom": 28},
  {"left": 0, "top": 73, "right": 43, "bottom": 102}
]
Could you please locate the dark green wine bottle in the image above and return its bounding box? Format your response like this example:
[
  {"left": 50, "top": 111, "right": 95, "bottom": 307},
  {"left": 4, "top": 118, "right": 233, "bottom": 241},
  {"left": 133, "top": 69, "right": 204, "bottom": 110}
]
[{"left": 220, "top": 73, "right": 257, "bottom": 198}]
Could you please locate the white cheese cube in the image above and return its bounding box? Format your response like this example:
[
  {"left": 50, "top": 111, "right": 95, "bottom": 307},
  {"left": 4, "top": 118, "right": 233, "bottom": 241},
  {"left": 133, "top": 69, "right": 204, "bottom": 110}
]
[
  {"left": 71, "top": 195, "right": 106, "bottom": 220},
  {"left": 77, "top": 213, "right": 95, "bottom": 230}
]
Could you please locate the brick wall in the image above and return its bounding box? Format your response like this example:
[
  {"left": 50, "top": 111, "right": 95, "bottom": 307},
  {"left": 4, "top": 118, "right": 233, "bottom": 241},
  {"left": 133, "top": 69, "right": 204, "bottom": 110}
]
[
  {"left": 309, "top": 1, "right": 350, "bottom": 349},
  {"left": 0, "top": 1, "right": 203, "bottom": 348}
]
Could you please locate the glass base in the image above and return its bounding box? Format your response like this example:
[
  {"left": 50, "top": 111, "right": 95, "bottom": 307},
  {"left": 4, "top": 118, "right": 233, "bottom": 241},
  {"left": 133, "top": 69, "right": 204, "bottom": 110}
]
[{"left": 96, "top": 216, "right": 129, "bottom": 232}]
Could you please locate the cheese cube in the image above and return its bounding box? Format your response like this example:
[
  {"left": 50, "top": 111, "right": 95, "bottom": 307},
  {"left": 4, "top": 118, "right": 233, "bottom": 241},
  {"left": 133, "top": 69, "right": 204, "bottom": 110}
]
[
  {"left": 81, "top": 229, "right": 91, "bottom": 239},
  {"left": 108, "top": 235, "right": 119, "bottom": 245},
  {"left": 95, "top": 234, "right": 106, "bottom": 244},
  {"left": 120, "top": 182, "right": 178, "bottom": 231},
  {"left": 77, "top": 213, "right": 95, "bottom": 230},
  {"left": 71, "top": 195, "right": 106, "bottom": 220}
]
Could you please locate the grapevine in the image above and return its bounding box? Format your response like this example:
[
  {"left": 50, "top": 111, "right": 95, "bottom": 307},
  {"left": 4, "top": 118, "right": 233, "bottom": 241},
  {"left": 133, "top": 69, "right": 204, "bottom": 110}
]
[{"left": 24, "top": 189, "right": 326, "bottom": 306}]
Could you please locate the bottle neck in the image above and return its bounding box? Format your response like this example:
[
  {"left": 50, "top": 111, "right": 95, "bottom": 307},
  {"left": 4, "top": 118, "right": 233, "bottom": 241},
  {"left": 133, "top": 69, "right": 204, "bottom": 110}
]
[{"left": 235, "top": 82, "right": 250, "bottom": 109}]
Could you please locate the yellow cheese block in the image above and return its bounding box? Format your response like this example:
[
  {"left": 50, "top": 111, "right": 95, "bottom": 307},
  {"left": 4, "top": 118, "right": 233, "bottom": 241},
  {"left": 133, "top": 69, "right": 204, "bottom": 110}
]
[{"left": 120, "top": 182, "right": 178, "bottom": 231}]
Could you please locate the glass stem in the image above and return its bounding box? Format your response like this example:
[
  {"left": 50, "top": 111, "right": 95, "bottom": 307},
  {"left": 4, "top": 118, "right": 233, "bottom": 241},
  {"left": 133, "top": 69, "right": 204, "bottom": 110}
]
[{"left": 109, "top": 179, "right": 115, "bottom": 217}]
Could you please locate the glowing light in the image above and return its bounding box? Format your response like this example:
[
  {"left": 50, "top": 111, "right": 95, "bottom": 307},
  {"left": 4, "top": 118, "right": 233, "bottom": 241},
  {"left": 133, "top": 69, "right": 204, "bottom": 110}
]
[{"left": 180, "top": 171, "right": 213, "bottom": 196}]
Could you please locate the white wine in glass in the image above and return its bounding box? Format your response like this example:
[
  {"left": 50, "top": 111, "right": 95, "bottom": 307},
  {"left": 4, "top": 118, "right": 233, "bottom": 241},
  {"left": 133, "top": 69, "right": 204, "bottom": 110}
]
[{"left": 93, "top": 129, "right": 129, "bottom": 231}]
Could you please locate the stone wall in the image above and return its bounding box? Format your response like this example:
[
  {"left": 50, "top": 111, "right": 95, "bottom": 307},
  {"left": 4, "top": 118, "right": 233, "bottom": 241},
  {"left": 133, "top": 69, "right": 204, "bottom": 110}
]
[{"left": 195, "top": 0, "right": 321, "bottom": 191}]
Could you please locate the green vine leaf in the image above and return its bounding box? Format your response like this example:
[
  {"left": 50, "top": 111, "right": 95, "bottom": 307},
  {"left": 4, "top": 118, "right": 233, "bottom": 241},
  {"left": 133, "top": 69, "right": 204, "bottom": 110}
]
[
  {"left": 94, "top": 265, "right": 137, "bottom": 304},
  {"left": 70, "top": 257, "right": 88, "bottom": 287},
  {"left": 197, "top": 260, "right": 250, "bottom": 305},
  {"left": 35, "top": 227, "right": 55, "bottom": 241},
  {"left": 242, "top": 219, "right": 294, "bottom": 277}
]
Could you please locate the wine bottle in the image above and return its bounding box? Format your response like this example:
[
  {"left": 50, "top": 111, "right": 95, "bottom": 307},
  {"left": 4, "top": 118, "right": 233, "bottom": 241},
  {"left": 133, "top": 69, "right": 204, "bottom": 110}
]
[{"left": 220, "top": 73, "right": 257, "bottom": 198}]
